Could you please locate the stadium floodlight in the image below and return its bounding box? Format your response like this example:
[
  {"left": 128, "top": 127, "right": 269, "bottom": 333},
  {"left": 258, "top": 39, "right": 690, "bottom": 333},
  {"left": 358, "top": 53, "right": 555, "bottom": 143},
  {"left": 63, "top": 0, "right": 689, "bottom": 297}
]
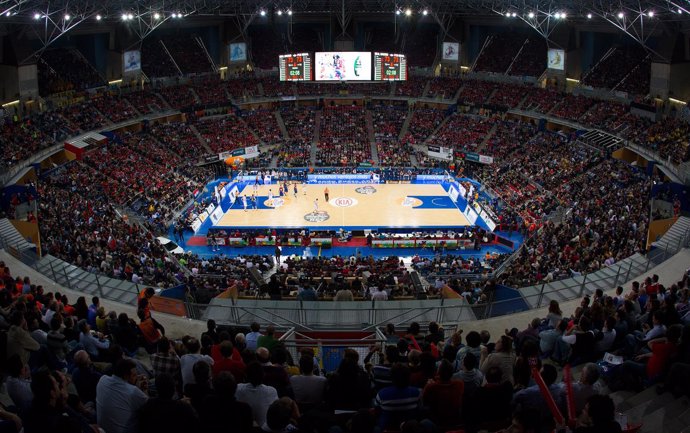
[
  {"left": 617, "top": 12, "right": 624, "bottom": 19},
  {"left": 422, "top": 9, "right": 428, "bottom": 16},
  {"left": 562, "top": 12, "right": 567, "bottom": 19},
  {"left": 587, "top": 13, "right": 592, "bottom": 19},
  {"left": 260, "top": 9, "right": 266, "bottom": 16},
  {"left": 64, "top": 14, "right": 71, "bottom": 20},
  {"left": 96, "top": 14, "right": 102, "bottom": 21},
  {"left": 277, "top": 10, "right": 282, "bottom": 15},
  {"left": 33, "top": 12, "right": 41, "bottom": 20},
  {"left": 396, "top": 9, "right": 401, "bottom": 15},
  {"left": 287, "top": 10, "right": 292, "bottom": 15},
  {"left": 647, "top": 11, "right": 654, "bottom": 17},
  {"left": 678, "top": 8, "right": 683, "bottom": 14},
  {"left": 527, "top": 12, "right": 535, "bottom": 18},
  {"left": 127, "top": 13, "right": 134, "bottom": 20},
  {"left": 554, "top": 12, "right": 561, "bottom": 19},
  {"left": 405, "top": 8, "right": 412, "bottom": 16},
  {"left": 153, "top": 12, "right": 160, "bottom": 19}
]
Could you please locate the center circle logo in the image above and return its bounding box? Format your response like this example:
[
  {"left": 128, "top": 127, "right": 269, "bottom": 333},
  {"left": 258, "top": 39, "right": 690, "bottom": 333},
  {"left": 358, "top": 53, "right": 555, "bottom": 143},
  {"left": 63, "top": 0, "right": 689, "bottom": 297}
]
[
  {"left": 304, "top": 212, "right": 330, "bottom": 223},
  {"left": 329, "top": 197, "right": 358, "bottom": 207},
  {"left": 355, "top": 186, "right": 377, "bottom": 195}
]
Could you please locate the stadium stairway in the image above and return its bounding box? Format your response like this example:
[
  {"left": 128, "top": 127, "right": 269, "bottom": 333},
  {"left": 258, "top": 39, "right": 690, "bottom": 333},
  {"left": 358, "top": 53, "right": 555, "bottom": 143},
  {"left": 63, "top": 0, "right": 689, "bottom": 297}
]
[
  {"left": 187, "top": 124, "right": 215, "bottom": 154},
  {"left": 420, "top": 80, "right": 431, "bottom": 98},
  {"left": 652, "top": 216, "right": 690, "bottom": 256},
  {"left": 32, "top": 254, "right": 139, "bottom": 305},
  {"left": 608, "top": 387, "right": 690, "bottom": 433},
  {"left": 275, "top": 110, "right": 290, "bottom": 140},
  {"left": 397, "top": 110, "right": 412, "bottom": 140},
  {"left": 0, "top": 218, "right": 36, "bottom": 257}
]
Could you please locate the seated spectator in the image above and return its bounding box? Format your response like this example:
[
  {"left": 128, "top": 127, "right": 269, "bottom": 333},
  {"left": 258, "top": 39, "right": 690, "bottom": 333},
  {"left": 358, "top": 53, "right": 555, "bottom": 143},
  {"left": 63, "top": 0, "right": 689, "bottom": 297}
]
[
  {"left": 290, "top": 355, "right": 327, "bottom": 407},
  {"left": 574, "top": 394, "right": 622, "bottom": 433},
  {"left": 183, "top": 360, "right": 213, "bottom": 413},
  {"left": 464, "top": 366, "right": 513, "bottom": 431},
  {"left": 199, "top": 371, "right": 253, "bottom": 432},
  {"left": 180, "top": 337, "right": 214, "bottom": 387},
  {"left": 375, "top": 363, "right": 421, "bottom": 430},
  {"left": 235, "top": 361, "right": 279, "bottom": 427},
  {"left": 480, "top": 335, "right": 516, "bottom": 385},
  {"left": 5, "top": 355, "right": 33, "bottom": 414},
  {"left": 422, "top": 359, "right": 464, "bottom": 429},
  {"left": 139, "top": 373, "right": 198, "bottom": 433},
  {"left": 512, "top": 364, "right": 562, "bottom": 431},
  {"left": 70, "top": 350, "right": 102, "bottom": 406},
  {"left": 96, "top": 359, "right": 149, "bottom": 433}
]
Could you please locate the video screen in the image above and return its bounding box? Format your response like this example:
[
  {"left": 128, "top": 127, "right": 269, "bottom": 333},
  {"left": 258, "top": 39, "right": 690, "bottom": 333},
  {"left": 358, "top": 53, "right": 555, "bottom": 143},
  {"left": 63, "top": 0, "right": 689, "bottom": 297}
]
[
  {"left": 229, "top": 43, "right": 247, "bottom": 62},
  {"left": 442, "top": 42, "right": 460, "bottom": 61},
  {"left": 547, "top": 49, "right": 565, "bottom": 70},
  {"left": 123, "top": 50, "right": 141, "bottom": 73},
  {"left": 315, "top": 52, "right": 372, "bottom": 81}
]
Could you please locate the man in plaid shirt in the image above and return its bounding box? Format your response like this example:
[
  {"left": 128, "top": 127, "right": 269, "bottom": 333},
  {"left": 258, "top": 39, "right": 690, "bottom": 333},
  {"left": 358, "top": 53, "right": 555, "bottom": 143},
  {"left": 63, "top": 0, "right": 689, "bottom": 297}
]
[{"left": 150, "top": 336, "right": 182, "bottom": 392}]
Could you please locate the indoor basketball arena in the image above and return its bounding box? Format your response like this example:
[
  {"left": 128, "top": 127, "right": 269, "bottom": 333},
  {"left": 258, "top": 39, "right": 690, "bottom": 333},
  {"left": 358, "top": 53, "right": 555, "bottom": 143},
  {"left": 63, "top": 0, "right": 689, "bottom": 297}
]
[{"left": 1, "top": 0, "right": 690, "bottom": 432}]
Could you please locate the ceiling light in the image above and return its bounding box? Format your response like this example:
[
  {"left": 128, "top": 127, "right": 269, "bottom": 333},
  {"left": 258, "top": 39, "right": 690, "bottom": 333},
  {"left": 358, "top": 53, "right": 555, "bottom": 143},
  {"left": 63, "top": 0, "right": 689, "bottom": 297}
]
[
  {"left": 96, "top": 14, "right": 102, "bottom": 21},
  {"left": 405, "top": 8, "right": 412, "bottom": 16},
  {"left": 260, "top": 9, "right": 266, "bottom": 16},
  {"left": 33, "top": 12, "right": 41, "bottom": 20},
  {"left": 617, "top": 12, "right": 624, "bottom": 19},
  {"left": 287, "top": 10, "right": 292, "bottom": 15},
  {"left": 64, "top": 14, "right": 70, "bottom": 20},
  {"left": 422, "top": 9, "right": 428, "bottom": 16},
  {"left": 127, "top": 13, "right": 134, "bottom": 19},
  {"left": 153, "top": 12, "right": 160, "bottom": 19},
  {"left": 587, "top": 13, "right": 592, "bottom": 19},
  {"left": 396, "top": 10, "right": 401, "bottom": 15},
  {"left": 647, "top": 11, "right": 654, "bottom": 17},
  {"left": 511, "top": 12, "right": 517, "bottom": 17},
  {"left": 122, "top": 13, "right": 128, "bottom": 20},
  {"left": 277, "top": 10, "right": 282, "bottom": 15},
  {"left": 528, "top": 12, "right": 535, "bottom": 18}
]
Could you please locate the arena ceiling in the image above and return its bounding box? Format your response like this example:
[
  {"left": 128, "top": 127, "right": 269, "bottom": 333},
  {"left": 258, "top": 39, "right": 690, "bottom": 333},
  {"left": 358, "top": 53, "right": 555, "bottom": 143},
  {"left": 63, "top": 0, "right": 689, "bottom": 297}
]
[{"left": 1, "top": 0, "right": 690, "bottom": 61}]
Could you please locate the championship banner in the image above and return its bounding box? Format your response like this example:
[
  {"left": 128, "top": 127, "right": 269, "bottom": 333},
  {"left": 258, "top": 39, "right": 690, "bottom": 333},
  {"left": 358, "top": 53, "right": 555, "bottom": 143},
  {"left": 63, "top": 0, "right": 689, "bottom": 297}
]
[
  {"left": 394, "top": 239, "right": 416, "bottom": 248},
  {"left": 372, "top": 239, "right": 395, "bottom": 248}
]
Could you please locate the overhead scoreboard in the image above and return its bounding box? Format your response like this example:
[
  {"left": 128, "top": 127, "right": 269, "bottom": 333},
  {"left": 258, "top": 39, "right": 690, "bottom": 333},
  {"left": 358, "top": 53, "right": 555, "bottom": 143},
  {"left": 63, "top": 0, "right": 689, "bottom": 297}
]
[
  {"left": 374, "top": 52, "right": 407, "bottom": 81},
  {"left": 279, "top": 53, "right": 312, "bottom": 81}
]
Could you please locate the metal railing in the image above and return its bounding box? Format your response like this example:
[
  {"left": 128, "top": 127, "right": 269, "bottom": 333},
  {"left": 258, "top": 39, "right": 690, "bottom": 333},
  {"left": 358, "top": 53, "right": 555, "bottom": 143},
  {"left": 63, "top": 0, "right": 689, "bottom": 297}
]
[{"left": 1, "top": 218, "right": 689, "bottom": 326}]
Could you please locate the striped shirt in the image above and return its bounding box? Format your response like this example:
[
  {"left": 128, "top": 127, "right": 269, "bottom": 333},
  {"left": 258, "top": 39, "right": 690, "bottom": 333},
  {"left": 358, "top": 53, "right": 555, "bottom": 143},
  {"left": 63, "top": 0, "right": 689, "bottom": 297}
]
[{"left": 375, "top": 386, "right": 421, "bottom": 428}]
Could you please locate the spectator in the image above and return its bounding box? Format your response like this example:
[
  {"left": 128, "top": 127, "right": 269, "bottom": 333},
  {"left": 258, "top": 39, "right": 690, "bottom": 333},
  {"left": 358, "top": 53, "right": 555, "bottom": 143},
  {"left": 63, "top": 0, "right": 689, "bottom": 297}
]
[
  {"left": 139, "top": 373, "right": 198, "bottom": 433},
  {"left": 235, "top": 361, "right": 279, "bottom": 427},
  {"left": 290, "top": 355, "right": 327, "bottom": 407},
  {"left": 375, "top": 363, "right": 421, "bottom": 430},
  {"left": 480, "top": 335, "right": 516, "bottom": 385},
  {"left": 96, "top": 359, "right": 149, "bottom": 433},
  {"left": 199, "top": 371, "right": 254, "bottom": 433}
]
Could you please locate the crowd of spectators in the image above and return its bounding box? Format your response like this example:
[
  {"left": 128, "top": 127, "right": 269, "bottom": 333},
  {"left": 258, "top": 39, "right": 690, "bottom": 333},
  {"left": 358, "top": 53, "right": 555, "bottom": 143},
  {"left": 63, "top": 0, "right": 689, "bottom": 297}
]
[
  {"left": 148, "top": 121, "right": 205, "bottom": 159},
  {"left": 275, "top": 107, "right": 316, "bottom": 167},
  {"left": 124, "top": 90, "right": 165, "bottom": 115},
  {"left": 158, "top": 85, "right": 198, "bottom": 110},
  {"left": 402, "top": 108, "right": 447, "bottom": 144},
  {"left": 508, "top": 37, "right": 546, "bottom": 78},
  {"left": 141, "top": 38, "right": 181, "bottom": 78},
  {"left": 426, "top": 77, "right": 462, "bottom": 100},
  {"left": 162, "top": 35, "right": 215, "bottom": 75},
  {"left": 582, "top": 47, "right": 649, "bottom": 92},
  {"left": 241, "top": 110, "right": 283, "bottom": 144},
  {"left": 521, "top": 88, "right": 562, "bottom": 113},
  {"left": 473, "top": 33, "right": 526, "bottom": 74},
  {"left": 91, "top": 93, "right": 139, "bottom": 124},
  {"left": 616, "top": 56, "right": 652, "bottom": 96},
  {"left": 58, "top": 101, "right": 108, "bottom": 131},
  {"left": 427, "top": 113, "right": 492, "bottom": 150},
  {"left": 195, "top": 114, "right": 260, "bottom": 154},
  {"left": 551, "top": 95, "right": 597, "bottom": 122},
  {"left": 457, "top": 80, "right": 498, "bottom": 106},
  {"left": 316, "top": 106, "right": 371, "bottom": 166},
  {"left": 396, "top": 76, "right": 428, "bottom": 98},
  {"left": 6, "top": 251, "right": 686, "bottom": 433},
  {"left": 191, "top": 77, "right": 231, "bottom": 107},
  {"left": 1, "top": 111, "right": 76, "bottom": 169},
  {"left": 487, "top": 83, "right": 527, "bottom": 110},
  {"left": 38, "top": 48, "right": 106, "bottom": 96},
  {"left": 259, "top": 77, "right": 293, "bottom": 98},
  {"left": 372, "top": 103, "right": 410, "bottom": 166}
]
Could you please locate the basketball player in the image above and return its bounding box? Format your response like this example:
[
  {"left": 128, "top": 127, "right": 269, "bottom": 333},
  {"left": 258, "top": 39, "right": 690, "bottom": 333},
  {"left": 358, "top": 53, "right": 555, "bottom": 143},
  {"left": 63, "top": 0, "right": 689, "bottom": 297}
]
[
  {"left": 268, "top": 189, "right": 274, "bottom": 207},
  {"left": 253, "top": 178, "right": 259, "bottom": 194},
  {"left": 279, "top": 185, "right": 284, "bottom": 197},
  {"left": 293, "top": 183, "right": 298, "bottom": 198},
  {"left": 242, "top": 194, "right": 247, "bottom": 212},
  {"left": 251, "top": 194, "right": 257, "bottom": 210},
  {"left": 313, "top": 198, "right": 319, "bottom": 213},
  {"left": 324, "top": 187, "right": 329, "bottom": 202}
]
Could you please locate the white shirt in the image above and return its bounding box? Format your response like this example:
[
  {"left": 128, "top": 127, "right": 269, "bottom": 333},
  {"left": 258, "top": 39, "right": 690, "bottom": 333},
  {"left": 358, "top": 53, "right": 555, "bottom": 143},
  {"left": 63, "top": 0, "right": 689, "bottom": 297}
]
[
  {"left": 96, "top": 375, "right": 148, "bottom": 433},
  {"left": 235, "top": 383, "right": 278, "bottom": 426},
  {"left": 180, "top": 353, "right": 214, "bottom": 387},
  {"left": 371, "top": 289, "right": 388, "bottom": 301}
]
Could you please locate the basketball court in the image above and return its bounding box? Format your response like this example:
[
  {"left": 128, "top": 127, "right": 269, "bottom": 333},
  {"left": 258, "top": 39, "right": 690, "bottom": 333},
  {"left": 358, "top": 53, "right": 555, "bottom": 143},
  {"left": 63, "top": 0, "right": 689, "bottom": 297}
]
[{"left": 215, "top": 183, "right": 471, "bottom": 230}]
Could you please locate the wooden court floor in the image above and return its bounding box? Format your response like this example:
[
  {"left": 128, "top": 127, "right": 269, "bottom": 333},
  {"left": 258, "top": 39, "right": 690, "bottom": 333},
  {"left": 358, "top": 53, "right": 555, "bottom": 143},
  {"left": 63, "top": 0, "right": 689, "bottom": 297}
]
[{"left": 215, "top": 183, "right": 471, "bottom": 229}]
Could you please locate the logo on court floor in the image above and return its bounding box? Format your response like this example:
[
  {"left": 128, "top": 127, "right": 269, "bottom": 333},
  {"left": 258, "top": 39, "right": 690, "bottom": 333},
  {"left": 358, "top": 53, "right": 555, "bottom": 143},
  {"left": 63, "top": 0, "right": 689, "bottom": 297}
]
[
  {"left": 265, "top": 198, "right": 285, "bottom": 208},
  {"left": 329, "top": 197, "right": 358, "bottom": 207},
  {"left": 304, "top": 211, "right": 330, "bottom": 223},
  {"left": 401, "top": 196, "right": 423, "bottom": 207},
  {"left": 355, "top": 186, "right": 377, "bottom": 195}
]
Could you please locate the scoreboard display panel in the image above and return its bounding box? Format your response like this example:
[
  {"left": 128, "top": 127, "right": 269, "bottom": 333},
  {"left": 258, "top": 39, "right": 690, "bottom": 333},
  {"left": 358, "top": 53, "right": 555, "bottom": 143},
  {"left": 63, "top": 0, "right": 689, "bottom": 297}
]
[
  {"left": 279, "top": 53, "right": 312, "bottom": 81},
  {"left": 374, "top": 53, "right": 407, "bottom": 81}
]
